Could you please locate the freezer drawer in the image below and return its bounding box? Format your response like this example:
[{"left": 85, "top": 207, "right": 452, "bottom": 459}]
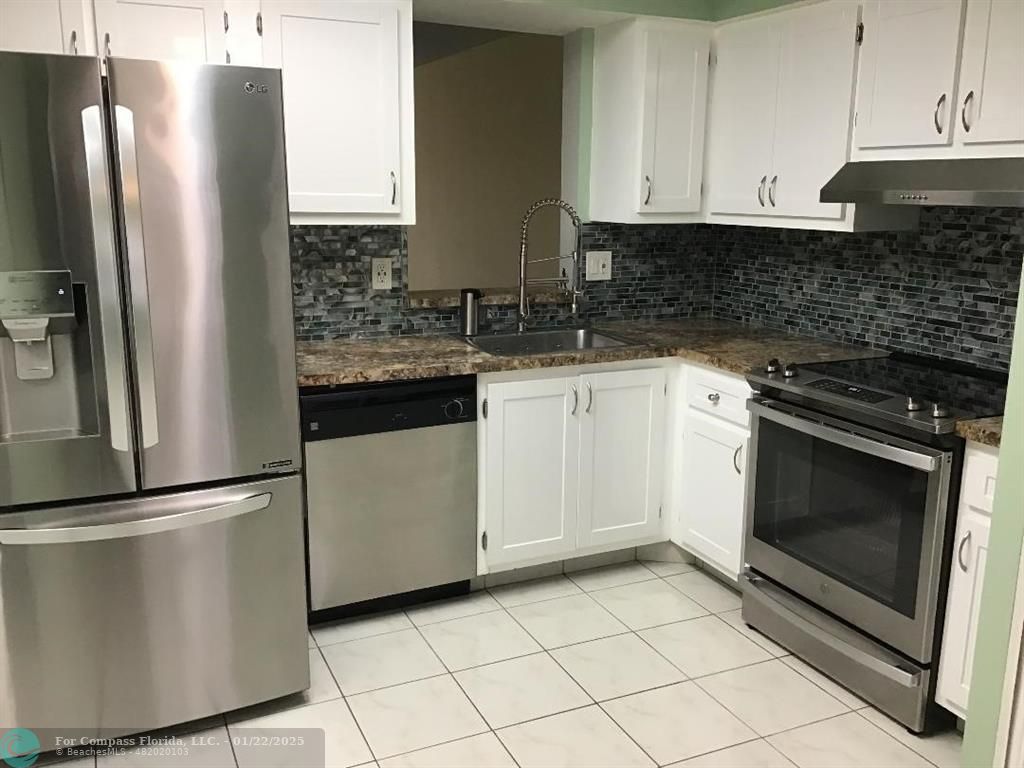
[{"left": 0, "top": 475, "right": 308, "bottom": 742}]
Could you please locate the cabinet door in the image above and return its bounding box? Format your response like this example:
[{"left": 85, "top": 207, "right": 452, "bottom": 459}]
[
  {"left": 483, "top": 378, "right": 580, "bottom": 569},
  {"left": 578, "top": 369, "right": 666, "bottom": 549},
  {"left": 262, "top": 1, "right": 403, "bottom": 215},
  {"left": 955, "top": 0, "right": 1024, "bottom": 151},
  {"left": 707, "top": 17, "right": 780, "bottom": 216},
  {"left": 680, "top": 410, "right": 748, "bottom": 579},
  {"left": 637, "top": 24, "right": 710, "bottom": 214},
  {"left": 224, "top": 0, "right": 263, "bottom": 65},
  {"left": 770, "top": 2, "right": 858, "bottom": 220},
  {"left": 0, "top": 0, "right": 87, "bottom": 55},
  {"left": 855, "top": 0, "right": 966, "bottom": 150},
  {"left": 93, "top": 0, "right": 225, "bottom": 62},
  {"left": 936, "top": 505, "right": 991, "bottom": 718}
]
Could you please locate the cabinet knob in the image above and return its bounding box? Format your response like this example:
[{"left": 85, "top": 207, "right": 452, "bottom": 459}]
[{"left": 707, "top": 392, "right": 720, "bottom": 404}]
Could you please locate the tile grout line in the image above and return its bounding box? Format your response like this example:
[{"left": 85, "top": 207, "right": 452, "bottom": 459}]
[
  {"left": 312, "top": 643, "right": 377, "bottom": 766},
  {"left": 849, "top": 708, "right": 947, "bottom": 768}
]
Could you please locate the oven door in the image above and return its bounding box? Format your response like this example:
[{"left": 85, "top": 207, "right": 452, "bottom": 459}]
[{"left": 745, "top": 398, "right": 953, "bottom": 662}]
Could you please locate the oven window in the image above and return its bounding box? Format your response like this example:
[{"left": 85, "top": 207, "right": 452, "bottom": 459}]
[{"left": 751, "top": 418, "right": 928, "bottom": 618}]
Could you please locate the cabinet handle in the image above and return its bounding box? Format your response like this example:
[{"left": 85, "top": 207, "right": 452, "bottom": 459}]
[
  {"left": 104, "top": 32, "right": 111, "bottom": 57},
  {"left": 768, "top": 175, "right": 778, "bottom": 207},
  {"left": 961, "top": 90, "right": 974, "bottom": 133},
  {"left": 957, "top": 530, "right": 972, "bottom": 572},
  {"left": 256, "top": 11, "right": 263, "bottom": 36},
  {"left": 733, "top": 444, "right": 743, "bottom": 475},
  {"left": 586, "top": 382, "right": 593, "bottom": 414},
  {"left": 643, "top": 175, "right": 652, "bottom": 205},
  {"left": 225, "top": 50, "right": 231, "bottom": 64},
  {"left": 223, "top": 10, "right": 229, "bottom": 32},
  {"left": 571, "top": 384, "right": 579, "bottom": 416},
  {"left": 934, "top": 92, "right": 946, "bottom": 134},
  {"left": 69, "top": 29, "right": 78, "bottom": 55},
  {"left": 707, "top": 392, "right": 720, "bottom": 404},
  {"left": 390, "top": 171, "right": 397, "bottom": 206},
  {"left": 757, "top": 175, "right": 767, "bottom": 207}
]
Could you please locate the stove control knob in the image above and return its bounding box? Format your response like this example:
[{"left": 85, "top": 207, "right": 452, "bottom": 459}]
[
  {"left": 931, "top": 402, "right": 950, "bottom": 419},
  {"left": 782, "top": 363, "right": 798, "bottom": 378},
  {"left": 906, "top": 396, "right": 924, "bottom": 412},
  {"left": 766, "top": 358, "right": 781, "bottom": 374}
]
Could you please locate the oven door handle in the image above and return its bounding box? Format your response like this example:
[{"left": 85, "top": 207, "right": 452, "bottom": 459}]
[
  {"left": 747, "top": 401, "right": 940, "bottom": 472},
  {"left": 744, "top": 573, "right": 922, "bottom": 689}
]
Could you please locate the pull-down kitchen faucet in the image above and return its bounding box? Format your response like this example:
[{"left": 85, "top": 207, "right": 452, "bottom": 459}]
[{"left": 517, "top": 198, "right": 583, "bottom": 333}]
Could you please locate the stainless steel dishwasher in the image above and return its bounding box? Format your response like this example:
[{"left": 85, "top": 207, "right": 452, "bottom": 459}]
[{"left": 301, "top": 376, "right": 477, "bottom": 611}]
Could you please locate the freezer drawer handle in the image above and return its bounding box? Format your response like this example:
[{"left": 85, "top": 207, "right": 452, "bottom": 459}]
[
  {"left": 114, "top": 105, "right": 160, "bottom": 449},
  {"left": 82, "top": 106, "right": 131, "bottom": 453},
  {"left": 745, "top": 573, "right": 921, "bottom": 689},
  {"left": 0, "top": 493, "right": 271, "bottom": 546}
]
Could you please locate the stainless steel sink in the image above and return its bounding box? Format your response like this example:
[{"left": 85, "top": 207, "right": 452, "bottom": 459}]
[{"left": 466, "top": 328, "right": 633, "bottom": 356}]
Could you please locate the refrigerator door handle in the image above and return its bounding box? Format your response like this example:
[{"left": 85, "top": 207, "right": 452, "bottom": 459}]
[
  {"left": 114, "top": 105, "right": 160, "bottom": 449},
  {"left": 0, "top": 493, "right": 272, "bottom": 545},
  {"left": 82, "top": 105, "right": 131, "bottom": 453}
]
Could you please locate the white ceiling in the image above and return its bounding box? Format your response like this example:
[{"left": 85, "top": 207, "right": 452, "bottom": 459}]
[{"left": 412, "top": 0, "right": 632, "bottom": 35}]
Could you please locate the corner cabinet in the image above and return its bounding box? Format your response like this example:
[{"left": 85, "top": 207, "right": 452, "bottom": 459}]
[
  {"left": 479, "top": 366, "right": 667, "bottom": 572},
  {"left": 937, "top": 441, "right": 999, "bottom": 720},
  {"left": 262, "top": 0, "right": 415, "bottom": 223},
  {"left": 705, "top": 0, "right": 916, "bottom": 232},
  {"left": 586, "top": 19, "right": 710, "bottom": 224}
]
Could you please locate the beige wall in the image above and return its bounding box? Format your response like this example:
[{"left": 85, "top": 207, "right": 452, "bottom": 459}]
[{"left": 408, "top": 29, "right": 563, "bottom": 292}]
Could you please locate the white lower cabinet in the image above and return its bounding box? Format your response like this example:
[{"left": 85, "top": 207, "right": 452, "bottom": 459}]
[
  {"left": 578, "top": 369, "right": 666, "bottom": 549},
  {"left": 937, "top": 441, "right": 999, "bottom": 719},
  {"left": 678, "top": 409, "right": 748, "bottom": 580},
  {"left": 479, "top": 366, "right": 667, "bottom": 572},
  {"left": 482, "top": 376, "right": 581, "bottom": 569}
]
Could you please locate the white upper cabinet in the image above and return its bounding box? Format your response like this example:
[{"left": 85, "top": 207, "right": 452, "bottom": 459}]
[
  {"left": 637, "top": 24, "right": 710, "bottom": 214},
  {"left": 481, "top": 377, "right": 581, "bottom": 570},
  {"left": 770, "top": 1, "right": 858, "bottom": 220},
  {"left": 854, "top": 0, "right": 966, "bottom": 152},
  {"left": 706, "top": 15, "right": 779, "bottom": 217},
  {"left": 588, "top": 18, "right": 710, "bottom": 223},
  {"left": 0, "top": 0, "right": 90, "bottom": 55},
  {"left": 577, "top": 369, "right": 666, "bottom": 549},
  {"left": 705, "top": 2, "right": 907, "bottom": 230},
  {"left": 262, "top": 0, "right": 414, "bottom": 223},
  {"left": 93, "top": 0, "right": 226, "bottom": 62},
  {"left": 955, "top": 0, "right": 1024, "bottom": 151}
]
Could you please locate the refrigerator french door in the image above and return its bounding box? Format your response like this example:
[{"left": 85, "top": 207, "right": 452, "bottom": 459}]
[{"left": 0, "top": 52, "right": 307, "bottom": 741}]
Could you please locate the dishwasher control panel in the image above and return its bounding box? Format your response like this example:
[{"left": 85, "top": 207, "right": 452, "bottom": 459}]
[{"left": 300, "top": 376, "right": 477, "bottom": 442}]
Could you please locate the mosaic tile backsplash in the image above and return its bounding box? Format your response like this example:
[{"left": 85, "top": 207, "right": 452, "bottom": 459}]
[
  {"left": 290, "top": 223, "right": 714, "bottom": 340},
  {"left": 290, "top": 207, "right": 1022, "bottom": 372},
  {"left": 714, "top": 207, "right": 1023, "bottom": 372}
]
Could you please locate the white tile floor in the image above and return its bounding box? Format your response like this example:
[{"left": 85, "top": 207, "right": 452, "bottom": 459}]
[{"left": 63, "top": 562, "right": 963, "bottom": 767}]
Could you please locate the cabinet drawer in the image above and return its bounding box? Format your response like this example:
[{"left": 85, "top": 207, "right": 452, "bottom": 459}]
[
  {"left": 686, "top": 367, "right": 751, "bottom": 427},
  {"left": 960, "top": 443, "right": 999, "bottom": 516}
]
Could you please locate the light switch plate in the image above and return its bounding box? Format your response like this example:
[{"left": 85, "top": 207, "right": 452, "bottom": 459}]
[
  {"left": 371, "top": 257, "right": 393, "bottom": 290},
  {"left": 586, "top": 250, "right": 612, "bottom": 281}
]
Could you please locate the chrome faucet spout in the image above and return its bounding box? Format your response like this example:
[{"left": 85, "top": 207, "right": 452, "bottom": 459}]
[{"left": 518, "top": 198, "right": 583, "bottom": 333}]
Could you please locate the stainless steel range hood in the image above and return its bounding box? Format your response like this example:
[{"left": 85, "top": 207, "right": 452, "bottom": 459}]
[{"left": 820, "top": 158, "right": 1024, "bottom": 207}]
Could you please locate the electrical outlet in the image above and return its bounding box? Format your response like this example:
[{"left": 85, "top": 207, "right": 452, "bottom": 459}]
[
  {"left": 371, "top": 257, "right": 393, "bottom": 290},
  {"left": 585, "top": 250, "right": 612, "bottom": 281}
]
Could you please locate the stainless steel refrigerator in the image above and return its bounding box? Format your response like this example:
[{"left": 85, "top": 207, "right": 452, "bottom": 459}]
[{"left": 0, "top": 52, "right": 307, "bottom": 739}]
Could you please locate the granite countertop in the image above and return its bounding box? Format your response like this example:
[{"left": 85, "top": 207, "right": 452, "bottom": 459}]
[
  {"left": 295, "top": 318, "right": 886, "bottom": 387},
  {"left": 956, "top": 416, "right": 1003, "bottom": 448}
]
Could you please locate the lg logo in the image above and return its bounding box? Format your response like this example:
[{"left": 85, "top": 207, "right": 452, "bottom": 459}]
[{"left": 243, "top": 81, "right": 269, "bottom": 95}]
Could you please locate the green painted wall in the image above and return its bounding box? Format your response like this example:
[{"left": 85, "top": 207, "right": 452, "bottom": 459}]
[
  {"left": 552, "top": 0, "right": 800, "bottom": 21},
  {"left": 962, "top": 299, "right": 1024, "bottom": 766}
]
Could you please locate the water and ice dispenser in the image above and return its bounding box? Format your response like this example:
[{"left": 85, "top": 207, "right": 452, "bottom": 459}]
[{"left": 0, "top": 269, "right": 97, "bottom": 442}]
